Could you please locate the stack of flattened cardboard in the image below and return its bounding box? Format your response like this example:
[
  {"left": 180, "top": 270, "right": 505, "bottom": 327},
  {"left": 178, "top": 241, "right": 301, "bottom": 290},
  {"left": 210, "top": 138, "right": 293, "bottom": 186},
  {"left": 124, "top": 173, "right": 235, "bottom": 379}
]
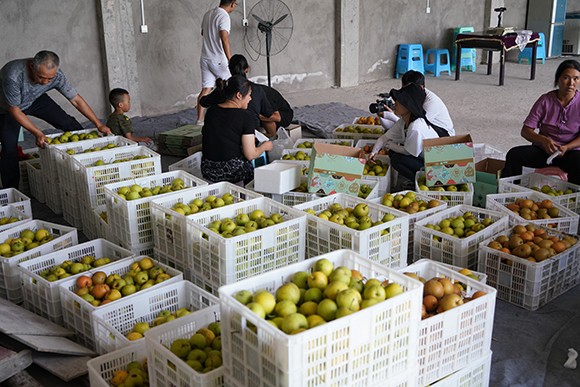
[{"left": 157, "top": 124, "right": 203, "bottom": 157}]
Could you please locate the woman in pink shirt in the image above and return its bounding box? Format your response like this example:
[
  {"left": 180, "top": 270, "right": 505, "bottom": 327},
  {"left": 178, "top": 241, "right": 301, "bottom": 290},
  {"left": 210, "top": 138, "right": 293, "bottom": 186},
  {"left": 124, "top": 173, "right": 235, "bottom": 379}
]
[{"left": 503, "top": 60, "right": 580, "bottom": 184}]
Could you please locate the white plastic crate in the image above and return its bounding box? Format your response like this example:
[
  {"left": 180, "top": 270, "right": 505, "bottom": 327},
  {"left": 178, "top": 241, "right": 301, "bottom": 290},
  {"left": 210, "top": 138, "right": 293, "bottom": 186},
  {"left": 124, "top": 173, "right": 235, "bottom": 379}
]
[
  {"left": 154, "top": 248, "right": 193, "bottom": 283},
  {"left": 52, "top": 136, "right": 138, "bottom": 192},
  {"left": 150, "top": 182, "right": 263, "bottom": 264},
  {"left": 0, "top": 148, "right": 39, "bottom": 193},
  {"left": 60, "top": 185, "right": 83, "bottom": 230},
  {"left": 0, "top": 188, "right": 32, "bottom": 217},
  {"left": 361, "top": 154, "right": 392, "bottom": 195},
  {"left": 245, "top": 178, "right": 317, "bottom": 207},
  {"left": 0, "top": 206, "right": 31, "bottom": 233},
  {"left": 435, "top": 260, "right": 487, "bottom": 284},
  {"left": 370, "top": 190, "right": 448, "bottom": 264},
  {"left": 429, "top": 350, "right": 492, "bottom": 387},
  {"left": 352, "top": 116, "right": 382, "bottom": 125},
  {"left": 0, "top": 220, "right": 77, "bottom": 303},
  {"left": 355, "top": 139, "right": 377, "bottom": 154},
  {"left": 104, "top": 170, "right": 208, "bottom": 249},
  {"left": 187, "top": 197, "right": 307, "bottom": 297},
  {"left": 71, "top": 146, "right": 162, "bottom": 208},
  {"left": 145, "top": 304, "right": 224, "bottom": 387},
  {"left": 59, "top": 255, "right": 183, "bottom": 350},
  {"left": 498, "top": 173, "right": 580, "bottom": 214},
  {"left": 415, "top": 171, "right": 474, "bottom": 206},
  {"left": 92, "top": 279, "right": 219, "bottom": 354},
  {"left": 332, "top": 123, "right": 385, "bottom": 141},
  {"left": 473, "top": 143, "right": 506, "bottom": 163},
  {"left": 87, "top": 340, "right": 147, "bottom": 387},
  {"left": 219, "top": 249, "right": 423, "bottom": 387},
  {"left": 486, "top": 191, "right": 579, "bottom": 234},
  {"left": 478, "top": 225, "right": 580, "bottom": 310},
  {"left": 25, "top": 158, "right": 45, "bottom": 203},
  {"left": 81, "top": 202, "right": 111, "bottom": 242},
  {"left": 399, "top": 259, "right": 496, "bottom": 386},
  {"left": 167, "top": 151, "right": 206, "bottom": 181},
  {"left": 293, "top": 138, "right": 354, "bottom": 148},
  {"left": 18, "top": 239, "right": 133, "bottom": 325},
  {"left": 414, "top": 205, "right": 509, "bottom": 270},
  {"left": 294, "top": 193, "right": 410, "bottom": 268}
]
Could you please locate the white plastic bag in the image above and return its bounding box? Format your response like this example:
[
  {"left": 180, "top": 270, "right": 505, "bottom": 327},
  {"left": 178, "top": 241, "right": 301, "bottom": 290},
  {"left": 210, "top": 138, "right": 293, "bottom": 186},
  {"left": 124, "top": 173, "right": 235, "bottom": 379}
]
[{"left": 267, "top": 127, "right": 294, "bottom": 161}]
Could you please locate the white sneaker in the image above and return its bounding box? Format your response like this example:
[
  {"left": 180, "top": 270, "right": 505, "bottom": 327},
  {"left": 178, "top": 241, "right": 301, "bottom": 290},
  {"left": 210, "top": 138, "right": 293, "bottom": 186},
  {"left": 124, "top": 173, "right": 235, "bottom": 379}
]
[{"left": 196, "top": 119, "right": 204, "bottom": 126}]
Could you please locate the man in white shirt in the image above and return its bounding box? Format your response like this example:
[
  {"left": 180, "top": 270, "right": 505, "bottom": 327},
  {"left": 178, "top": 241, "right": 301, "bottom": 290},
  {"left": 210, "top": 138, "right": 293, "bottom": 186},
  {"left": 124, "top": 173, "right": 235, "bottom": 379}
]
[
  {"left": 197, "top": 0, "right": 237, "bottom": 124},
  {"left": 378, "top": 70, "right": 454, "bottom": 136}
]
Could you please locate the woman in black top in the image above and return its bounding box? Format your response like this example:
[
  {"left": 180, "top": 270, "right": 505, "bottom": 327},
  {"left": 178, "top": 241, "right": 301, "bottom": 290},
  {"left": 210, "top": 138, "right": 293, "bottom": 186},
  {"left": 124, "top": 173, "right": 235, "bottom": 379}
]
[{"left": 201, "top": 76, "right": 273, "bottom": 184}]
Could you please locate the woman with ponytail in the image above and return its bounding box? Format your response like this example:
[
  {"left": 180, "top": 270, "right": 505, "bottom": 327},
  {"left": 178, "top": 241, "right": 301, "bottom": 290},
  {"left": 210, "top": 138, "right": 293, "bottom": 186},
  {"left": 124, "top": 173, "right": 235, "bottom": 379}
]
[{"left": 201, "top": 75, "right": 273, "bottom": 184}]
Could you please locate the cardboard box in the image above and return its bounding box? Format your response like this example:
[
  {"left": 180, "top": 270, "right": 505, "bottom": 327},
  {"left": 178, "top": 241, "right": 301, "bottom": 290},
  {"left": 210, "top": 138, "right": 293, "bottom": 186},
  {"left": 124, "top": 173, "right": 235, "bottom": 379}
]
[
  {"left": 423, "top": 134, "right": 476, "bottom": 187},
  {"left": 254, "top": 163, "right": 301, "bottom": 195},
  {"left": 285, "top": 124, "right": 302, "bottom": 144},
  {"left": 307, "top": 143, "right": 365, "bottom": 196},
  {"left": 473, "top": 158, "right": 505, "bottom": 207},
  {"left": 157, "top": 124, "right": 202, "bottom": 157}
]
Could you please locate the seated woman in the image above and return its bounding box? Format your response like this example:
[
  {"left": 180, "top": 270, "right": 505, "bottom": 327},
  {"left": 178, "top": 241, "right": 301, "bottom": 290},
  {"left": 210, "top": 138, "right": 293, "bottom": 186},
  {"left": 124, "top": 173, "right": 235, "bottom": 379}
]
[
  {"left": 201, "top": 75, "right": 273, "bottom": 185},
  {"left": 503, "top": 60, "right": 580, "bottom": 185},
  {"left": 369, "top": 83, "right": 448, "bottom": 183}
]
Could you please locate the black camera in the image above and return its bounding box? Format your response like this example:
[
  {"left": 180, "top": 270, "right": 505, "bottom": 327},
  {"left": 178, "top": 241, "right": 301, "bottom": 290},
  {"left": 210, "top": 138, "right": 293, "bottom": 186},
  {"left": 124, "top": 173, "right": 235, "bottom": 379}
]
[{"left": 369, "top": 93, "right": 395, "bottom": 114}]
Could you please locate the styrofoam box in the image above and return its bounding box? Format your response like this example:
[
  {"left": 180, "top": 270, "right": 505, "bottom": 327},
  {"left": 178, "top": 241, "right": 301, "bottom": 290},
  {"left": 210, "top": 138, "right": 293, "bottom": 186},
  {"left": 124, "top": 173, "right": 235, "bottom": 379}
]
[
  {"left": 0, "top": 220, "right": 77, "bottom": 303},
  {"left": 486, "top": 191, "right": 579, "bottom": 234},
  {"left": 370, "top": 190, "right": 448, "bottom": 264},
  {"left": 59, "top": 255, "right": 183, "bottom": 350},
  {"left": 44, "top": 175, "right": 62, "bottom": 214},
  {"left": 219, "top": 249, "right": 423, "bottom": 387},
  {"left": 87, "top": 339, "right": 148, "bottom": 387},
  {"left": 271, "top": 160, "right": 309, "bottom": 176},
  {"left": 104, "top": 170, "right": 208, "bottom": 249},
  {"left": 333, "top": 123, "right": 385, "bottom": 141},
  {"left": 293, "top": 138, "right": 354, "bottom": 148},
  {"left": 39, "top": 129, "right": 103, "bottom": 180},
  {"left": 0, "top": 206, "right": 31, "bottom": 233},
  {"left": 81, "top": 202, "right": 111, "bottom": 242},
  {"left": 167, "top": 151, "right": 206, "bottom": 181},
  {"left": 478, "top": 225, "right": 580, "bottom": 310},
  {"left": 60, "top": 185, "right": 83, "bottom": 230},
  {"left": 145, "top": 304, "right": 224, "bottom": 387},
  {"left": 398, "top": 259, "right": 496, "bottom": 386},
  {"left": 18, "top": 239, "right": 133, "bottom": 325},
  {"left": 150, "top": 182, "right": 263, "bottom": 264},
  {"left": 473, "top": 143, "right": 506, "bottom": 162},
  {"left": 0, "top": 188, "right": 32, "bottom": 217},
  {"left": 414, "top": 205, "right": 509, "bottom": 270},
  {"left": 498, "top": 173, "right": 580, "bottom": 214},
  {"left": 415, "top": 171, "right": 474, "bottom": 206},
  {"left": 254, "top": 162, "right": 301, "bottom": 195},
  {"left": 187, "top": 197, "right": 307, "bottom": 297},
  {"left": 92, "top": 279, "right": 219, "bottom": 354},
  {"left": 429, "top": 350, "right": 492, "bottom": 387},
  {"left": 25, "top": 158, "right": 45, "bottom": 203},
  {"left": 294, "top": 193, "right": 410, "bottom": 268},
  {"left": 71, "top": 146, "right": 162, "bottom": 208},
  {"left": 53, "top": 136, "right": 138, "bottom": 193}
]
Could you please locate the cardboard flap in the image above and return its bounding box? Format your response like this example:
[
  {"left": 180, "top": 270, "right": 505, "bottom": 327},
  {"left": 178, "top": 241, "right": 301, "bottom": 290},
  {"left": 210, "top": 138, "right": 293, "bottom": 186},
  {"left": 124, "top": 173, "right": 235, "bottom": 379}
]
[
  {"left": 475, "top": 158, "right": 505, "bottom": 174},
  {"left": 313, "top": 142, "right": 364, "bottom": 159},
  {"left": 423, "top": 134, "right": 473, "bottom": 148}
]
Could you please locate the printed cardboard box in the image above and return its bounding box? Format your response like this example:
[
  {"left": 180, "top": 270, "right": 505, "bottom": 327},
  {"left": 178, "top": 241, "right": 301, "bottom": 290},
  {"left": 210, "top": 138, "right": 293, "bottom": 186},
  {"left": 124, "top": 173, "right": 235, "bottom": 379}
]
[
  {"left": 307, "top": 143, "right": 365, "bottom": 196},
  {"left": 473, "top": 158, "right": 505, "bottom": 207},
  {"left": 423, "top": 134, "right": 476, "bottom": 187}
]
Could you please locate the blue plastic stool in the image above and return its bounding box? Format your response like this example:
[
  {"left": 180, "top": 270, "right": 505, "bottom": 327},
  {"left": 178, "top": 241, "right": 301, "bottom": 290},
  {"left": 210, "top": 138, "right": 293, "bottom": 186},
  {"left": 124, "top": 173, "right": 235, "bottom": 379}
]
[
  {"left": 519, "top": 32, "right": 546, "bottom": 65},
  {"left": 424, "top": 49, "right": 451, "bottom": 77},
  {"left": 395, "top": 44, "right": 425, "bottom": 78},
  {"left": 452, "top": 27, "right": 477, "bottom": 72},
  {"left": 252, "top": 152, "right": 268, "bottom": 167}
]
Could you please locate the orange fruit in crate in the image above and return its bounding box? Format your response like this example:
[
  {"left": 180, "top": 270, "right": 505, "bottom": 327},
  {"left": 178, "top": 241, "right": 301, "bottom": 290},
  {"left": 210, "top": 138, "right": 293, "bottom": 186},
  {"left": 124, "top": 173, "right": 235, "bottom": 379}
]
[
  {"left": 501, "top": 247, "right": 511, "bottom": 254},
  {"left": 541, "top": 200, "right": 553, "bottom": 209},
  {"left": 552, "top": 242, "right": 566, "bottom": 253},
  {"left": 521, "top": 231, "right": 534, "bottom": 241}
]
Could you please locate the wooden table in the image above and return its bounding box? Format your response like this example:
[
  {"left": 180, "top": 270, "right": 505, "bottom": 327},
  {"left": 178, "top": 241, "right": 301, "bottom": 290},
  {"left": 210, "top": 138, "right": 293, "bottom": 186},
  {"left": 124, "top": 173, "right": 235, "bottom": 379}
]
[{"left": 455, "top": 32, "right": 540, "bottom": 86}]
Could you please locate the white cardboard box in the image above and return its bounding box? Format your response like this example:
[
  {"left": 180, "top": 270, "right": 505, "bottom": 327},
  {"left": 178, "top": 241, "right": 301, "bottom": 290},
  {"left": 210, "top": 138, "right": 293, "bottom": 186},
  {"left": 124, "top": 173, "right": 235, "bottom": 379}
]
[
  {"left": 285, "top": 124, "right": 302, "bottom": 143},
  {"left": 254, "top": 162, "right": 301, "bottom": 194}
]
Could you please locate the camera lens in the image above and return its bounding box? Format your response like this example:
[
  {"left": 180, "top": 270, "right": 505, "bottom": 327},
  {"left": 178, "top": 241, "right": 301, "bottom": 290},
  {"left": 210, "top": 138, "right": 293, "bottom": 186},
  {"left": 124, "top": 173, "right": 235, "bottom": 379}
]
[{"left": 369, "top": 103, "right": 379, "bottom": 114}]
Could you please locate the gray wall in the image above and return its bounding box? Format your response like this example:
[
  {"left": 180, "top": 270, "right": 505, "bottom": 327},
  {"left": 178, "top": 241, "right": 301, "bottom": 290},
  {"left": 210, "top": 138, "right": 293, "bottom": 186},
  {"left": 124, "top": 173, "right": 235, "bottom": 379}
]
[{"left": 1, "top": 0, "right": 533, "bottom": 121}]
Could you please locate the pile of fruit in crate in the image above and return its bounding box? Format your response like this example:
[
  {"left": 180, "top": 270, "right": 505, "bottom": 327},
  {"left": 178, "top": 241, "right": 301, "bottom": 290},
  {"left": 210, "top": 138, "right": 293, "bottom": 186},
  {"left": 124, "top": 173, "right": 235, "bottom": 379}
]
[
  {"left": 125, "top": 307, "right": 205, "bottom": 341},
  {"left": 92, "top": 155, "right": 151, "bottom": 167},
  {"left": 417, "top": 175, "right": 470, "bottom": 192},
  {"left": 0, "top": 216, "right": 24, "bottom": 226},
  {"left": 281, "top": 150, "right": 310, "bottom": 161},
  {"left": 504, "top": 198, "right": 560, "bottom": 221},
  {"left": 486, "top": 224, "right": 577, "bottom": 263},
  {"left": 110, "top": 359, "right": 148, "bottom": 386},
  {"left": 0, "top": 228, "right": 55, "bottom": 257},
  {"left": 40, "top": 255, "right": 112, "bottom": 282},
  {"left": 380, "top": 191, "right": 442, "bottom": 214},
  {"left": 424, "top": 211, "right": 495, "bottom": 239},
  {"left": 99, "top": 211, "right": 108, "bottom": 223},
  {"left": 47, "top": 131, "right": 101, "bottom": 144},
  {"left": 296, "top": 141, "right": 350, "bottom": 148},
  {"left": 204, "top": 210, "right": 285, "bottom": 238},
  {"left": 291, "top": 182, "right": 374, "bottom": 199},
  {"left": 363, "top": 159, "right": 388, "bottom": 176},
  {"left": 402, "top": 271, "right": 486, "bottom": 320},
  {"left": 74, "top": 257, "right": 172, "bottom": 306},
  {"left": 531, "top": 185, "right": 575, "bottom": 197},
  {"left": 168, "top": 322, "right": 223, "bottom": 374},
  {"left": 303, "top": 203, "right": 395, "bottom": 232},
  {"left": 114, "top": 178, "right": 189, "bottom": 200},
  {"left": 170, "top": 193, "right": 239, "bottom": 215},
  {"left": 354, "top": 116, "right": 381, "bottom": 125},
  {"left": 235, "top": 258, "right": 405, "bottom": 334},
  {"left": 335, "top": 125, "right": 383, "bottom": 134},
  {"left": 65, "top": 143, "right": 118, "bottom": 155}
]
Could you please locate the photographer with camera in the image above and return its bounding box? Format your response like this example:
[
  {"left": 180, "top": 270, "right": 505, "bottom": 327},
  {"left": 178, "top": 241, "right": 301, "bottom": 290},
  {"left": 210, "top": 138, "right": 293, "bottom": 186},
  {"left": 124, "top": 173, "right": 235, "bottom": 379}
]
[
  {"left": 372, "top": 70, "right": 454, "bottom": 136},
  {"left": 369, "top": 84, "right": 449, "bottom": 187}
]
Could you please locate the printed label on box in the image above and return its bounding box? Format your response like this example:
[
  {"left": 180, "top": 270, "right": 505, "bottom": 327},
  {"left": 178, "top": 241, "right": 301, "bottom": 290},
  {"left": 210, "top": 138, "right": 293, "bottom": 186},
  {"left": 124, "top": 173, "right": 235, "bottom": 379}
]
[
  {"left": 308, "top": 143, "right": 365, "bottom": 196},
  {"left": 423, "top": 135, "right": 475, "bottom": 187}
]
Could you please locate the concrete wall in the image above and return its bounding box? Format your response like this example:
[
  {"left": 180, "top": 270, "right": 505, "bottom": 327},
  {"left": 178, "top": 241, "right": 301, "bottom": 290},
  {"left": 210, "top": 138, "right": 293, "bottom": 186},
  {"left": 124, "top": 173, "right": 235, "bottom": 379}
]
[{"left": 1, "top": 0, "right": 532, "bottom": 120}]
